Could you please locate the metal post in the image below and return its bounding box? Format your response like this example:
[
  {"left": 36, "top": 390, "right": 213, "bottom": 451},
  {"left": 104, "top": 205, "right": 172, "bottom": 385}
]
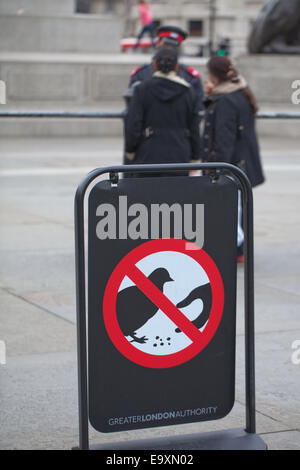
[
  {"left": 0, "top": 110, "right": 126, "bottom": 119},
  {"left": 74, "top": 185, "right": 89, "bottom": 450},
  {"left": 234, "top": 169, "right": 256, "bottom": 433},
  {"left": 74, "top": 163, "right": 255, "bottom": 449},
  {"left": 208, "top": 0, "right": 217, "bottom": 56}
]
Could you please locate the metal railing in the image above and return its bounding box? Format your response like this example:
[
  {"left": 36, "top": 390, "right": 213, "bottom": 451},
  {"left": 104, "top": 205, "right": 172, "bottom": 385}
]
[
  {"left": 0, "top": 110, "right": 300, "bottom": 119},
  {"left": 0, "top": 110, "right": 126, "bottom": 119}
]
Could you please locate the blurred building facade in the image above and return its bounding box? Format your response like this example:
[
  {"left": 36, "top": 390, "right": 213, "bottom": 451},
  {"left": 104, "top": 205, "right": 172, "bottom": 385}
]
[
  {"left": 0, "top": 0, "right": 297, "bottom": 139},
  {"left": 91, "top": 0, "right": 265, "bottom": 57}
]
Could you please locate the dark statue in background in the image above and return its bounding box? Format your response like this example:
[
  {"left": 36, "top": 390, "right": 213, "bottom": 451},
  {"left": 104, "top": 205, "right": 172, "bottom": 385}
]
[
  {"left": 76, "top": 0, "right": 91, "bottom": 13},
  {"left": 248, "top": 0, "right": 300, "bottom": 54}
]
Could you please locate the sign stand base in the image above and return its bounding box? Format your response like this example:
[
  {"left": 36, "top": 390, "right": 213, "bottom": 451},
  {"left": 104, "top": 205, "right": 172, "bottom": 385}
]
[{"left": 88, "top": 428, "right": 267, "bottom": 451}]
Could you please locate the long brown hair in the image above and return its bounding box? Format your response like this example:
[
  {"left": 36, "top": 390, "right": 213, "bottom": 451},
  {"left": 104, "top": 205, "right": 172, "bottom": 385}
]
[{"left": 208, "top": 55, "right": 259, "bottom": 115}]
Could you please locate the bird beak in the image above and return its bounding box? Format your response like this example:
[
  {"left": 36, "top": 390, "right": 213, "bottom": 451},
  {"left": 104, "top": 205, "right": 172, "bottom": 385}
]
[{"left": 168, "top": 277, "right": 174, "bottom": 282}]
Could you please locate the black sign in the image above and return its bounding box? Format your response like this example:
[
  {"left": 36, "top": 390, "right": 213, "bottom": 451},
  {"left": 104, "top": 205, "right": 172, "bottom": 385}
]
[{"left": 88, "top": 175, "right": 238, "bottom": 433}]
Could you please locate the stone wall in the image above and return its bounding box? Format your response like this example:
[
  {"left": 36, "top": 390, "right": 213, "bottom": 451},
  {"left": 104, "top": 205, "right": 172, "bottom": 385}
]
[
  {"left": 0, "top": 15, "right": 121, "bottom": 53},
  {"left": 1, "top": 53, "right": 298, "bottom": 137},
  {"left": 0, "top": 0, "right": 297, "bottom": 138},
  {"left": 0, "top": 0, "right": 75, "bottom": 15},
  {"left": 238, "top": 55, "right": 298, "bottom": 107}
]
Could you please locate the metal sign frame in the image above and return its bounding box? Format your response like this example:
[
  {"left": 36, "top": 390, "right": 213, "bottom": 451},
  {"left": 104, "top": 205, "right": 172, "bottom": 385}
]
[{"left": 74, "top": 162, "right": 265, "bottom": 450}]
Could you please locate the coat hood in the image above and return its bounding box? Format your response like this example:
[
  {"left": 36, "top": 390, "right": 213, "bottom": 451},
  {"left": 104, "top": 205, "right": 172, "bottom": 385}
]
[
  {"left": 212, "top": 75, "right": 248, "bottom": 95},
  {"left": 150, "top": 72, "right": 190, "bottom": 102}
]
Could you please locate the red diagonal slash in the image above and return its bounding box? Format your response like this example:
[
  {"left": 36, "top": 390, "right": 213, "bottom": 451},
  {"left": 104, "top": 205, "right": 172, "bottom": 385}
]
[{"left": 126, "top": 264, "right": 203, "bottom": 344}]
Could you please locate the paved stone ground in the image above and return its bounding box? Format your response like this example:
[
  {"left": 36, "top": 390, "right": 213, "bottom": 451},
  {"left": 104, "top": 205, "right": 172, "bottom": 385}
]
[{"left": 0, "top": 135, "right": 299, "bottom": 450}]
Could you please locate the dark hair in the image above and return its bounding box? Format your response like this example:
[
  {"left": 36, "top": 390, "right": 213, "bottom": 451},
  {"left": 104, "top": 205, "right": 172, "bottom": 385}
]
[
  {"left": 154, "top": 46, "right": 178, "bottom": 74},
  {"left": 208, "top": 55, "right": 259, "bottom": 115}
]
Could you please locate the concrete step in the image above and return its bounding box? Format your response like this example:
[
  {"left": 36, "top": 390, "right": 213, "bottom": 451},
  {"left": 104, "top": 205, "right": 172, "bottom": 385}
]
[
  {"left": 0, "top": 0, "right": 75, "bottom": 16},
  {"left": 0, "top": 52, "right": 298, "bottom": 137},
  {"left": 0, "top": 116, "right": 124, "bottom": 137},
  {"left": 0, "top": 103, "right": 125, "bottom": 138},
  {"left": 1, "top": 103, "right": 298, "bottom": 138},
  {"left": 256, "top": 116, "right": 300, "bottom": 139},
  {"left": 0, "top": 14, "right": 121, "bottom": 53},
  {"left": 238, "top": 54, "right": 299, "bottom": 107},
  {"left": 0, "top": 53, "right": 206, "bottom": 107},
  {"left": 1, "top": 112, "right": 298, "bottom": 138},
  {"left": 0, "top": 52, "right": 204, "bottom": 137}
]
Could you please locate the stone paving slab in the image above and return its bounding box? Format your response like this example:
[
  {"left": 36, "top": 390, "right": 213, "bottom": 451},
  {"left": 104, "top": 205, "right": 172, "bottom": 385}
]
[
  {"left": 0, "top": 251, "right": 75, "bottom": 294},
  {"left": 0, "top": 289, "right": 75, "bottom": 356},
  {"left": 0, "top": 349, "right": 292, "bottom": 450},
  {"left": 260, "top": 431, "right": 300, "bottom": 451}
]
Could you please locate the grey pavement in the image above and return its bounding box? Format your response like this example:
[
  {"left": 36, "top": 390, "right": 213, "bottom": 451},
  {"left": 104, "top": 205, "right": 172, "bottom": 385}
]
[{"left": 0, "top": 135, "right": 300, "bottom": 450}]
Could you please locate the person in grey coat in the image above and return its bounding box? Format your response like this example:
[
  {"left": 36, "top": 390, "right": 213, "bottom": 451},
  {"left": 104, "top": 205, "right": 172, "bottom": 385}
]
[{"left": 203, "top": 55, "right": 265, "bottom": 260}]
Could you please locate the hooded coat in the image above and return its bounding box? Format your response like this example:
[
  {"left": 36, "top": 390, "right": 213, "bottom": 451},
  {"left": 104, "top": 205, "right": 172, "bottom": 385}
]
[
  {"left": 203, "top": 78, "right": 265, "bottom": 187},
  {"left": 125, "top": 72, "right": 202, "bottom": 170},
  {"left": 130, "top": 63, "right": 204, "bottom": 113}
]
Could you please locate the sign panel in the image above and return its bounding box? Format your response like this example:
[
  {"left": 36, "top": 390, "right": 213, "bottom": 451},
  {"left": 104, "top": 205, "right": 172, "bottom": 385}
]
[{"left": 88, "top": 175, "right": 238, "bottom": 433}]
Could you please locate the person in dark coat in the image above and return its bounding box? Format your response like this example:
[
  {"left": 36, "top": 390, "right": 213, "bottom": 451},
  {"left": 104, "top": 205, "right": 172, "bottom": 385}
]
[
  {"left": 125, "top": 46, "right": 202, "bottom": 177},
  {"left": 203, "top": 56, "right": 264, "bottom": 187},
  {"left": 123, "top": 25, "right": 204, "bottom": 170},
  {"left": 129, "top": 26, "right": 204, "bottom": 112},
  {"left": 202, "top": 55, "right": 265, "bottom": 261}
]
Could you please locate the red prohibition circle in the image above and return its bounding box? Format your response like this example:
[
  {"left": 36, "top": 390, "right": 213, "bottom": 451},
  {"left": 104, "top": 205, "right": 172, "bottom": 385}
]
[{"left": 103, "top": 239, "right": 224, "bottom": 369}]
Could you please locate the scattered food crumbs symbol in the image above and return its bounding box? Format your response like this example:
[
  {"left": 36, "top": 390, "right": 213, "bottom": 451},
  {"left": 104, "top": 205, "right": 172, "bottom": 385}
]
[{"left": 153, "top": 336, "right": 172, "bottom": 347}]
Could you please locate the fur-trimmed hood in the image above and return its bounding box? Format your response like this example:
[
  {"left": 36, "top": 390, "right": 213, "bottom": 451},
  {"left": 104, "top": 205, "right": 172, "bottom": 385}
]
[
  {"left": 150, "top": 71, "right": 191, "bottom": 102},
  {"left": 212, "top": 75, "right": 248, "bottom": 95}
]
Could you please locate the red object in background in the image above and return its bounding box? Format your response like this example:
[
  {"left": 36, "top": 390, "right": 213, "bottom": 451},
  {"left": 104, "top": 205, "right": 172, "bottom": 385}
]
[
  {"left": 158, "top": 31, "right": 185, "bottom": 44},
  {"left": 121, "top": 38, "right": 154, "bottom": 51}
]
